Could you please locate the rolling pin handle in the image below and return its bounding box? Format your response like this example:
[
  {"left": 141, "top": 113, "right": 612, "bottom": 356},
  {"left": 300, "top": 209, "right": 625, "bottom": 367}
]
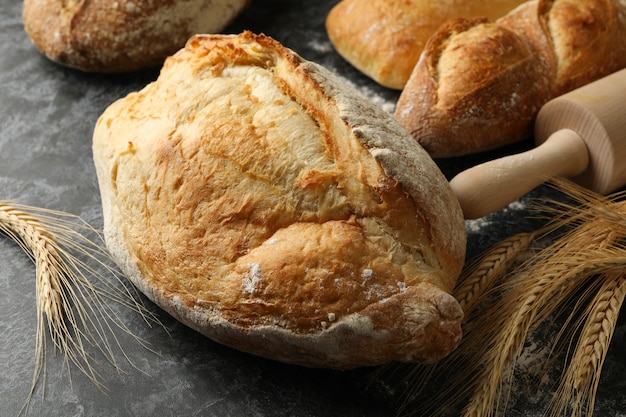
[{"left": 450, "top": 129, "right": 589, "bottom": 219}]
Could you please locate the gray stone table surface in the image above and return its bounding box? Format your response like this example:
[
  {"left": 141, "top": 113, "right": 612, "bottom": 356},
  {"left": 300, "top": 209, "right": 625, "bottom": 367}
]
[{"left": 1, "top": 1, "right": 624, "bottom": 416}]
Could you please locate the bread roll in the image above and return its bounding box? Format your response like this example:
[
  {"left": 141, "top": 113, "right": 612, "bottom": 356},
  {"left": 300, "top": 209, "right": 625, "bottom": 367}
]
[
  {"left": 325, "top": 0, "right": 526, "bottom": 89},
  {"left": 22, "top": 0, "right": 249, "bottom": 72},
  {"left": 395, "top": 0, "right": 626, "bottom": 157},
  {"left": 92, "top": 32, "right": 466, "bottom": 369}
]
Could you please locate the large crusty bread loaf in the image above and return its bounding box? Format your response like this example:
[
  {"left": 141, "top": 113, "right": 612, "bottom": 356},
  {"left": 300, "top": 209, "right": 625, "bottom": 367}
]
[
  {"left": 22, "top": 0, "right": 249, "bottom": 72},
  {"left": 325, "top": 0, "right": 526, "bottom": 89},
  {"left": 395, "top": 0, "right": 626, "bottom": 157},
  {"left": 92, "top": 32, "right": 466, "bottom": 369}
]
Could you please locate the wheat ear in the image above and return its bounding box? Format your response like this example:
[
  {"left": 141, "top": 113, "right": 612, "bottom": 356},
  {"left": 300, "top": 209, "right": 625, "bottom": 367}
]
[
  {"left": 0, "top": 201, "right": 159, "bottom": 414},
  {"left": 400, "top": 180, "right": 626, "bottom": 417},
  {"left": 546, "top": 271, "right": 626, "bottom": 417},
  {"left": 462, "top": 181, "right": 626, "bottom": 417},
  {"left": 462, "top": 226, "right": 626, "bottom": 417},
  {"left": 391, "top": 231, "right": 539, "bottom": 417},
  {"left": 0, "top": 204, "right": 69, "bottom": 390},
  {"left": 571, "top": 272, "right": 626, "bottom": 415},
  {"left": 454, "top": 231, "right": 537, "bottom": 315}
]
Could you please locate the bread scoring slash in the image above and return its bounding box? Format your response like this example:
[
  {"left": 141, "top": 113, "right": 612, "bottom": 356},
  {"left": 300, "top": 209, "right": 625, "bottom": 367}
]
[
  {"left": 326, "top": 0, "right": 526, "bottom": 89},
  {"left": 395, "top": 0, "right": 626, "bottom": 157},
  {"left": 92, "top": 32, "right": 466, "bottom": 369}
]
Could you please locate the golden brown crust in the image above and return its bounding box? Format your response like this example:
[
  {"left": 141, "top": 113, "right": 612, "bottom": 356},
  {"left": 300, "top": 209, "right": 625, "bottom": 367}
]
[
  {"left": 395, "top": 13, "right": 553, "bottom": 157},
  {"left": 92, "top": 32, "right": 465, "bottom": 368},
  {"left": 325, "top": 0, "right": 526, "bottom": 89},
  {"left": 22, "top": 0, "right": 250, "bottom": 72},
  {"left": 395, "top": 0, "right": 626, "bottom": 157},
  {"left": 543, "top": 0, "right": 626, "bottom": 94}
]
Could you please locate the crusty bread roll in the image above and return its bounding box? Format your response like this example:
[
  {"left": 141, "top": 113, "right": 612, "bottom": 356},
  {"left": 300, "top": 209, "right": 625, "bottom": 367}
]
[
  {"left": 395, "top": 0, "right": 626, "bottom": 157},
  {"left": 92, "top": 32, "right": 466, "bottom": 369},
  {"left": 22, "top": 0, "right": 249, "bottom": 72},
  {"left": 325, "top": 0, "right": 526, "bottom": 89}
]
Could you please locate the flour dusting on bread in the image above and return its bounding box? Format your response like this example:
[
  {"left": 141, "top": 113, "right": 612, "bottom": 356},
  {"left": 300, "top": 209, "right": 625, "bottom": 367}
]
[{"left": 93, "top": 32, "right": 465, "bottom": 369}]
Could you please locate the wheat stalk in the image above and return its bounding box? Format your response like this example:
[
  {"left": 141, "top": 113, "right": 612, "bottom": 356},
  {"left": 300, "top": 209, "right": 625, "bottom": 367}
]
[
  {"left": 0, "top": 205, "right": 67, "bottom": 386},
  {"left": 395, "top": 231, "right": 540, "bottom": 416},
  {"left": 546, "top": 271, "right": 626, "bottom": 417},
  {"left": 0, "top": 201, "right": 159, "bottom": 414},
  {"left": 454, "top": 231, "right": 537, "bottom": 316},
  {"left": 462, "top": 264, "right": 581, "bottom": 417},
  {"left": 572, "top": 272, "right": 626, "bottom": 413},
  {"left": 461, "top": 181, "right": 626, "bottom": 417},
  {"left": 463, "top": 223, "right": 626, "bottom": 416},
  {"left": 398, "top": 179, "right": 626, "bottom": 417}
]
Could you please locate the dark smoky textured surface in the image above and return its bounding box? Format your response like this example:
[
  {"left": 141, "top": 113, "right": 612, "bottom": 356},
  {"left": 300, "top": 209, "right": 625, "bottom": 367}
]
[{"left": 1, "top": 1, "right": 623, "bottom": 416}]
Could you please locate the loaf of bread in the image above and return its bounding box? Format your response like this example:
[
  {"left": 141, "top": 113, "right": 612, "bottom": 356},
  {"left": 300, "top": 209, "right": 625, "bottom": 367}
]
[
  {"left": 395, "top": 0, "right": 626, "bottom": 157},
  {"left": 325, "top": 0, "right": 526, "bottom": 89},
  {"left": 22, "top": 0, "right": 249, "bottom": 72},
  {"left": 92, "top": 32, "right": 466, "bottom": 369}
]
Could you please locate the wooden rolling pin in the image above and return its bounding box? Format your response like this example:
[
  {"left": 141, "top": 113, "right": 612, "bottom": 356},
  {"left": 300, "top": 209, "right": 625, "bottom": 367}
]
[{"left": 450, "top": 68, "right": 626, "bottom": 219}]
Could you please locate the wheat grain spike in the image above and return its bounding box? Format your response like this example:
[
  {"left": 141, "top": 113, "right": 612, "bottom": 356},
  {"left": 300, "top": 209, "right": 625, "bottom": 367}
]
[
  {"left": 0, "top": 201, "right": 160, "bottom": 415},
  {"left": 394, "top": 231, "right": 540, "bottom": 417},
  {"left": 401, "top": 179, "right": 626, "bottom": 417},
  {"left": 454, "top": 231, "right": 536, "bottom": 315},
  {"left": 546, "top": 271, "right": 626, "bottom": 417}
]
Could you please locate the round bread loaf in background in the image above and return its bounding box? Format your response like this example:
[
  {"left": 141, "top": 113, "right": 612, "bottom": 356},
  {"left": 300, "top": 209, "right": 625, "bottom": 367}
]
[
  {"left": 92, "top": 31, "right": 466, "bottom": 369},
  {"left": 22, "top": 0, "right": 250, "bottom": 72}
]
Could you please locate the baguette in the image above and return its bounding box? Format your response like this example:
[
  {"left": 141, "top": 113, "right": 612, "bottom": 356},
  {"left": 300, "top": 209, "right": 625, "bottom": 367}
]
[
  {"left": 325, "top": 0, "right": 526, "bottom": 89},
  {"left": 22, "top": 0, "right": 250, "bottom": 72},
  {"left": 92, "top": 32, "right": 466, "bottom": 369},
  {"left": 395, "top": 0, "right": 626, "bottom": 157}
]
